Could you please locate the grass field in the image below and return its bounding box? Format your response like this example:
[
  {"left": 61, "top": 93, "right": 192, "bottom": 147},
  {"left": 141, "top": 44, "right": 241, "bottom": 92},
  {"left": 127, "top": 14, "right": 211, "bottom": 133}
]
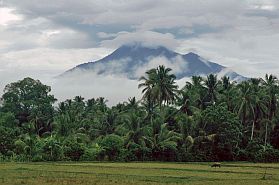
[{"left": 0, "top": 162, "right": 278, "bottom": 185}]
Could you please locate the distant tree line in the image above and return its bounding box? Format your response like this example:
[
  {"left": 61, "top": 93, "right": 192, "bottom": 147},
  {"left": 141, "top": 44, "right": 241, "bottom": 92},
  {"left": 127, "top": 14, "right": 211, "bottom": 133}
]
[{"left": 0, "top": 65, "right": 279, "bottom": 162}]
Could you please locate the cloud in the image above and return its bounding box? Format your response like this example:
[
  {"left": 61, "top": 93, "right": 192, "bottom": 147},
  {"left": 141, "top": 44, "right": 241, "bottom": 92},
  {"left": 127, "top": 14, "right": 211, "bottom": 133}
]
[
  {"left": 134, "top": 55, "right": 188, "bottom": 78},
  {"left": 1, "top": 0, "right": 279, "bottom": 104},
  {"left": 101, "top": 31, "right": 179, "bottom": 49},
  {"left": 177, "top": 28, "right": 279, "bottom": 77},
  {"left": 0, "top": 8, "right": 22, "bottom": 26},
  {"left": 52, "top": 70, "right": 141, "bottom": 106},
  {"left": 0, "top": 47, "right": 112, "bottom": 95}
]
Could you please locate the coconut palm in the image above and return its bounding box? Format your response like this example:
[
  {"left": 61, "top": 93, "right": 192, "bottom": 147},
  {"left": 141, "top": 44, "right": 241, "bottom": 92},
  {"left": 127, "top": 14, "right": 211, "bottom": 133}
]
[
  {"left": 236, "top": 81, "right": 254, "bottom": 127},
  {"left": 120, "top": 111, "right": 147, "bottom": 147},
  {"left": 204, "top": 74, "right": 219, "bottom": 104},
  {"left": 260, "top": 119, "right": 272, "bottom": 151},
  {"left": 263, "top": 74, "right": 278, "bottom": 121},
  {"left": 139, "top": 65, "right": 178, "bottom": 109},
  {"left": 219, "top": 76, "right": 237, "bottom": 111},
  {"left": 248, "top": 78, "right": 268, "bottom": 140},
  {"left": 144, "top": 117, "right": 179, "bottom": 160},
  {"left": 183, "top": 76, "right": 205, "bottom": 109}
]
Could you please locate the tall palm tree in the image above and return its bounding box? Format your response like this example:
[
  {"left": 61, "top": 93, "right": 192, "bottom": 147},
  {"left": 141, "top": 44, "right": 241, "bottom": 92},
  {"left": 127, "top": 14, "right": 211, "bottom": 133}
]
[
  {"left": 204, "top": 74, "right": 218, "bottom": 105},
  {"left": 139, "top": 65, "right": 178, "bottom": 109},
  {"left": 183, "top": 76, "right": 205, "bottom": 110},
  {"left": 125, "top": 97, "right": 139, "bottom": 110},
  {"left": 96, "top": 97, "right": 108, "bottom": 112},
  {"left": 260, "top": 119, "right": 272, "bottom": 151},
  {"left": 236, "top": 81, "right": 254, "bottom": 127},
  {"left": 219, "top": 76, "right": 237, "bottom": 111},
  {"left": 263, "top": 74, "right": 278, "bottom": 121},
  {"left": 138, "top": 68, "right": 157, "bottom": 104},
  {"left": 250, "top": 78, "right": 267, "bottom": 140}
]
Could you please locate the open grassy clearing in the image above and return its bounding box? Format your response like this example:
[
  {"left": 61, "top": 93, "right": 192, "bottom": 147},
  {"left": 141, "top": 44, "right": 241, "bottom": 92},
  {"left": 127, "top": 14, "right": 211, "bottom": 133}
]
[{"left": 0, "top": 162, "right": 278, "bottom": 185}]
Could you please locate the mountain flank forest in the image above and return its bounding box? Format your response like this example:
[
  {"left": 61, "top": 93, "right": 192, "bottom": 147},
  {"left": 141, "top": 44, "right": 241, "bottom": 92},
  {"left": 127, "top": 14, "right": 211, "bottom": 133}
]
[{"left": 1, "top": 65, "right": 279, "bottom": 162}]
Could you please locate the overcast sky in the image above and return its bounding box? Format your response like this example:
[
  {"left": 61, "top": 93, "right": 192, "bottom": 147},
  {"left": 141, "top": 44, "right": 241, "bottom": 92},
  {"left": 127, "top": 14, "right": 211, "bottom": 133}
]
[{"left": 1, "top": 0, "right": 279, "bottom": 103}]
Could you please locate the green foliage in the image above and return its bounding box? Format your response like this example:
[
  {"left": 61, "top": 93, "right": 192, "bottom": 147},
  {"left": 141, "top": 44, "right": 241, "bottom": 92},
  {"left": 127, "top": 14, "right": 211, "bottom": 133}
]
[
  {"left": 0, "top": 126, "right": 19, "bottom": 155},
  {"left": 80, "top": 144, "right": 104, "bottom": 161},
  {"left": 63, "top": 138, "right": 85, "bottom": 161},
  {"left": 1, "top": 68, "right": 279, "bottom": 162},
  {"left": 0, "top": 112, "right": 17, "bottom": 128},
  {"left": 99, "top": 134, "right": 124, "bottom": 161},
  {"left": 41, "top": 136, "right": 63, "bottom": 161},
  {"left": 203, "top": 105, "right": 242, "bottom": 149}
]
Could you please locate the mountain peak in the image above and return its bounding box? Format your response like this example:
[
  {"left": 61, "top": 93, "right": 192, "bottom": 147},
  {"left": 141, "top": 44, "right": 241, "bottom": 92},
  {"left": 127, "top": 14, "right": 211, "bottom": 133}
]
[
  {"left": 185, "top": 52, "right": 200, "bottom": 57},
  {"left": 106, "top": 43, "right": 177, "bottom": 61},
  {"left": 63, "top": 44, "right": 245, "bottom": 82},
  {"left": 117, "top": 43, "right": 174, "bottom": 53}
]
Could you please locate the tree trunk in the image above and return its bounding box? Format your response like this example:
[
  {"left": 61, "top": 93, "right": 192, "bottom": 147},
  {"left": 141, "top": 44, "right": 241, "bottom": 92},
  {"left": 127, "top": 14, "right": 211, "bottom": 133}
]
[
  {"left": 264, "top": 121, "right": 268, "bottom": 151},
  {"left": 250, "top": 120, "right": 255, "bottom": 141}
]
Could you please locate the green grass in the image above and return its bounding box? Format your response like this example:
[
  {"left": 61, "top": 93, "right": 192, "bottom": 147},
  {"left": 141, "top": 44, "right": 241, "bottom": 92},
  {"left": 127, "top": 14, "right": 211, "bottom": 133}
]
[{"left": 0, "top": 162, "right": 278, "bottom": 185}]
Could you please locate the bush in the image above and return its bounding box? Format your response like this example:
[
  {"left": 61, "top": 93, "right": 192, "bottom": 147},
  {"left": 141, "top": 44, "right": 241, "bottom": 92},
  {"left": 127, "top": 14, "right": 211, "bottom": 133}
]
[
  {"left": 125, "top": 143, "right": 151, "bottom": 161},
  {"left": 41, "top": 137, "right": 63, "bottom": 161},
  {"left": 80, "top": 144, "right": 104, "bottom": 161},
  {"left": 63, "top": 139, "right": 85, "bottom": 161},
  {"left": 32, "top": 154, "right": 43, "bottom": 162},
  {"left": 0, "top": 127, "right": 18, "bottom": 155},
  {"left": 255, "top": 145, "right": 279, "bottom": 162},
  {"left": 99, "top": 134, "right": 124, "bottom": 161},
  {"left": 14, "top": 139, "right": 26, "bottom": 154},
  {"left": 244, "top": 139, "right": 263, "bottom": 162}
]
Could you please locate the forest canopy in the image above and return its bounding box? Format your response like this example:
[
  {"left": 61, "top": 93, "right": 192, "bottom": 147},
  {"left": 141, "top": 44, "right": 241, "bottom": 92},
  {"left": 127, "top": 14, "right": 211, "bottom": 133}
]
[{"left": 0, "top": 65, "right": 279, "bottom": 162}]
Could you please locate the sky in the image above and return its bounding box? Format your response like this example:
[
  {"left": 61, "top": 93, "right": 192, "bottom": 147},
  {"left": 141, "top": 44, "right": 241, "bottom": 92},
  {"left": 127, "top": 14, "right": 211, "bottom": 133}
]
[{"left": 0, "top": 0, "right": 279, "bottom": 104}]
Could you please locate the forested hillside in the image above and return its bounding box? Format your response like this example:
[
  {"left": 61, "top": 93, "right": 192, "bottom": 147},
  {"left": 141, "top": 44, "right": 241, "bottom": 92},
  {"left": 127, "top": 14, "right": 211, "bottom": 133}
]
[{"left": 0, "top": 65, "right": 279, "bottom": 162}]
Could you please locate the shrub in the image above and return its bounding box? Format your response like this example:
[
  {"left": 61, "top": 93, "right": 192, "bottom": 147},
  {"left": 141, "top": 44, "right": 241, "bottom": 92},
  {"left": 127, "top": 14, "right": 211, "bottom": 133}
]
[
  {"left": 99, "top": 134, "right": 124, "bottom": 161},
  {"left": 80, "top": 144, "right": 104, "bottom": 161},
  {"left": 63, "top": 140, "right": 85, "bottom": 161},
  {"left": 41, "top": 136, "right": 63, "bottom": 161}
]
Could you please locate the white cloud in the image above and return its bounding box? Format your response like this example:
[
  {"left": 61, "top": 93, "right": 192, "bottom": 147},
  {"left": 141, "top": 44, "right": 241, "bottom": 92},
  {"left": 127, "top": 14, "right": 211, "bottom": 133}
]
[
  {"left": 0, "top": 47, "right": 112, "bottom": 95},
  {"left": 134, "top": 55, "right": 188, "bottom": 78},
  {"left": 101, "top": 31, "right": 178, "bottom": 49},
  {"left": 177, "top": 27, "right": 279, "bottom": 78},
  {"left": 52, "top": 71, "right": 141, "bottom": 106},
  {"left": 1, "top": 0, "right": 279, "bottom": 103},
  {"left": 0, "top": 8, "right": 22, "bottom": 26}
]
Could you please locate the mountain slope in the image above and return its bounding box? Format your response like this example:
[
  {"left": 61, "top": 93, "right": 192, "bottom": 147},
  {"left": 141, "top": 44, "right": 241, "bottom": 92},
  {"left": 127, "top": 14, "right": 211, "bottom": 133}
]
[{"left": 62, "top": 44, "right": 245, "bottom": 81}]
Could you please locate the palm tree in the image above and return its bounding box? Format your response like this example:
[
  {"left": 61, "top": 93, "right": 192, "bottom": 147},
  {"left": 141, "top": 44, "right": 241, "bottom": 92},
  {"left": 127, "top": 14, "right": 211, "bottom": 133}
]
[
  {"left": 91, "top": 109, "right": 120, "bottom": 138},
  {"left": 125, "top": 97, "right": 139, "bottom": 110},
  {"left": 144, "top": 117, "right": 179, "bottom": 160},
  {"left": 96, "top": 97, "right": 108, "bottom": 112},
  {"left": 263, "top": 74, "right": 278, "bottom": 121},
  {"left": 204, "top": 74, "right": 218, "bottom": 104},
  {"left": 221, "top": 76, "right": 230, "bottom": 90},
  {"left": 185, "top": 76, "right": 204, "bottom": 89},
  {"left": 260, "top": 119, "right": 272, "bottom": 151},
  {"left": 176, "top": 114, "right": 195, "bottom": 151},
  {"left": 219, "top": 76, "right": 237, "bottom": 111},
  {"left": 236, "top": 81, "right": 254, "bottom": 127},
  {"left": 183, "top": 76, "right": 205, "bottom": 109},
  {"left": 249, "top": 78, "right": 267, "bottom": 140},
  {"left": 139, "top": 65, "right": 178, "bottom": 109},
  {"left": 236, "top": 79, "right": 268, "bottom": 140},
  {"left": 176, "top": 92, "right": 192, "bottom": 115},
  {"left": 120, "top": 111, "right": 146, "bottom": 147},
  {"left": 138, "top": 68, "right": 157, "bottom": 104}
]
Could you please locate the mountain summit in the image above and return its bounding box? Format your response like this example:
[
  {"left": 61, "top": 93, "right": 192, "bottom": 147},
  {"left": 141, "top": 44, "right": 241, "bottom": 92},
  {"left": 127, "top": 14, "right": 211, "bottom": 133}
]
[{"left": 62, "top": 44, "right": 245, "bottom": 81}]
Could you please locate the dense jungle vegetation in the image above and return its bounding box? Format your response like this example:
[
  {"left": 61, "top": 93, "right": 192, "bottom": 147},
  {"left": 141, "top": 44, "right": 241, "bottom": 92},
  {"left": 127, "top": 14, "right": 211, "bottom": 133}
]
[{"left": 1, "top": 65, "right": 279, "bottom": 162}]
